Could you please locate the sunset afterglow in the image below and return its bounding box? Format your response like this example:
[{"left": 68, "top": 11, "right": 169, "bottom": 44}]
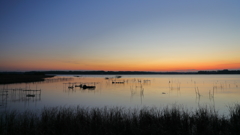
[{"left": 1, "top": 1, "right": 240, "bottom": 71}]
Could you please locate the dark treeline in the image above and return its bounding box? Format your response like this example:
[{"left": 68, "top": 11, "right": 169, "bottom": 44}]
[
  {"left": 1, "top": 69, "right": 240, "bottom": 75},
  {"left": 197, "top": 69, "right": 240, "bottom": 74},
  {"left": 39, "top": 71, "right": 193, "bottom": 75}
]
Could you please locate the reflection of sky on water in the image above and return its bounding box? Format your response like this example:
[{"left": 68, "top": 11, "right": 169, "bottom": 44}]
[{"left": 0, "top": 75, "right": 240, "bottom": 116}]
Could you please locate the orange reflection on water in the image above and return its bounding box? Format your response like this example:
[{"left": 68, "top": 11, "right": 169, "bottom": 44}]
[{"left": 1, "top": 75, "right": 240, "bottom": 116}]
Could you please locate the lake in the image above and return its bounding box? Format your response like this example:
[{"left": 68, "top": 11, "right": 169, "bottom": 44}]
[{"left": 1, "top": 75, "right": 240, "bottom": 116}]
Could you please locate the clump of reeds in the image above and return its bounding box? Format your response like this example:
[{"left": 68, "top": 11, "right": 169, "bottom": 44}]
[
  {"left": 1, "top": 104, "right": 240, "bottom": 135},
  {"left": 229, "top": 104, "right": 240, "bottom": 134}
]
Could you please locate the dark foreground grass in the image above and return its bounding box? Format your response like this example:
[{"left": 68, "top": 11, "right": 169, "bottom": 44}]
[{"left": 1, "top": 104, "right": 240, "bottom": 135}]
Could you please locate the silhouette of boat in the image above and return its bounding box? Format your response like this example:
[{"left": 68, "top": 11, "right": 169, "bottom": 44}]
[
  {"left": 82, "top": 85, "right": 96, "bottom": 89},
  {"left": 26, "top": 94, "right": 35, "bottom": 97}
]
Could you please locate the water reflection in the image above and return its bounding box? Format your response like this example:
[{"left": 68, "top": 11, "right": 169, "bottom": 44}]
[
  {"left": 37, "top": 77, "right": 73, "bottom": 83},
  {"left": 63, "top": 82, "right": 100, "bottom": 94},
  {"left": 0, "top": 87, "right": 41, "bottom": 108},
  {"left": 0, "top": 75, "right": 239, "bottom": 115},
  {"left": 130, "top": 84, "right": 144, "bottom": 104},
  {"left": 0, "top": 89, "right": 8, "bottom": 107}
]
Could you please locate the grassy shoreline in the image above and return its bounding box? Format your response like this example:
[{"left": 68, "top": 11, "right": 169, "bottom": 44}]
[
  {"left": 0, "top": 74, "right": 54, "bottom": 84},
  {"left": 1, "top": 104, "right": 240, "bottom": 135}
]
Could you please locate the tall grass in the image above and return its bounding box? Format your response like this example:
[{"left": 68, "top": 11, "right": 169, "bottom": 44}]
[{"left": 1, "top": 104, "right": 240, "bottom": 135}]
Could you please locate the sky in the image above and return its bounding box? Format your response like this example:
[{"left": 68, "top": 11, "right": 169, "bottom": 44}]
[{"left": 0, "top": 0, "right": 240, "bottom": 72}]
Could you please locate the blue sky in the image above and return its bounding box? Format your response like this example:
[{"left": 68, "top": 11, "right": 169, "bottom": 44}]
[{"left": 1, "top": 0, "right": 240, "bottom": 71}]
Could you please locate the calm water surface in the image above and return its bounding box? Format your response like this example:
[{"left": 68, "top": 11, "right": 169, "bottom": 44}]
[{"left": 1, "top": 75, "right": 240, "bottom": 115}]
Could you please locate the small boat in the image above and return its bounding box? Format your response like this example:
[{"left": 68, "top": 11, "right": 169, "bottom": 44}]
[
  {"left": 26, "top": 94, "right": 35, "bottom": 97},
  {"left": 82, "top": 85, "right": 96, "bottom": 89}
]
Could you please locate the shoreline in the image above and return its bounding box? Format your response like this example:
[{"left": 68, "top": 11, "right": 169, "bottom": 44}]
[
  {"left": 1, "top": 69, "right": 240, "bottom": 75},
  {"left": 0, "top": 74, "right": 55, "bottom": 84}
]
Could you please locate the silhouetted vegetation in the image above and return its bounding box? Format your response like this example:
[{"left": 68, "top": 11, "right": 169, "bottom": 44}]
[
  {"left": 1, "top": 104, "right": 240, "bottom": 135},
  {"left": 37, "top": 70, "right": 240, "bottom": 74},
  {"left": 1, "top": 69, "right": 240, "bottom": 76},
  {"left": 0, "top": 74, "right": 54, "bottom": 84},
  {"left": 198, "top": 69, "right": 240, "bottom": 74},
  {"left": 0, "top": 69, "right": 239, "bottom": 84}
]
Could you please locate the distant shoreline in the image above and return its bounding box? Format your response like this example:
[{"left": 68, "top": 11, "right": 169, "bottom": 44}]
[
  {"left": 1, "top": 69, "right": 240, "bottom": 75},
  {"left": 0, "top": 70, "right": 239, "bottom": 84},
  {"left": 0, "top": 74, "right": 54, "bottom": 84}
]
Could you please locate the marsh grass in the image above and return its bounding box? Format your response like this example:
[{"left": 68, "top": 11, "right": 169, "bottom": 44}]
[{"left": 1, "top": 104, "right": 240, "bottom": 135}]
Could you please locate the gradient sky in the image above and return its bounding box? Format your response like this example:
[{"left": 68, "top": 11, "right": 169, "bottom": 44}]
[{"left": 1, "top": 0, "right": 240, "bottom": 71}]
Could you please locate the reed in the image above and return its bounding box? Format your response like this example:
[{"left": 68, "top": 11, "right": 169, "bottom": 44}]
[{"left": 1, "top": 104, "right": 240, "bottom": 135}]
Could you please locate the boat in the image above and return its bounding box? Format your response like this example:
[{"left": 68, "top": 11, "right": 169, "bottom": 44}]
[
  {"left": 26, "top": 94, "right": 35, "bottom": 97},
  {"left": 82, "top": 85, "right": 96, "bottom": 89}
]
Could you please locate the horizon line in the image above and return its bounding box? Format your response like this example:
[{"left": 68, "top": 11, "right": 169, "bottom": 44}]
[{"left": 1, "top": 69, "right": 239, "bottom": 73}]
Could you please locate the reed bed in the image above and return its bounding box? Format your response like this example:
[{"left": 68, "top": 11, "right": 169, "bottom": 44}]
[{"left": 1, "top": 104, "right": 240, "bottom": 135}]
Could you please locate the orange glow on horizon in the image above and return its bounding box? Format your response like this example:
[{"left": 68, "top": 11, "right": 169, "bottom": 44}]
[
  {"left": 1, "top": 60, "right": 239, "bottom": 72},
  {"left": 1, "top": 56, "right": 239, "bottom": 71}
]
